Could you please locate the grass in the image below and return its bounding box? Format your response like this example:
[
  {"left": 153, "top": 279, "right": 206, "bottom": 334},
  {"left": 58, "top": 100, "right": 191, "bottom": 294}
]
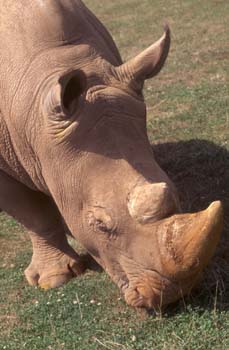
[{"left": 0, "top": 0, "right": 229, "bottom": 349}]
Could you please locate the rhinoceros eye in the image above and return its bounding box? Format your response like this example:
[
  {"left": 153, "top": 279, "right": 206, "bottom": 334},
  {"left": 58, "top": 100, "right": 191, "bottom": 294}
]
[{"left": 87, "top": 208, "right": 116, "bottom": 234}]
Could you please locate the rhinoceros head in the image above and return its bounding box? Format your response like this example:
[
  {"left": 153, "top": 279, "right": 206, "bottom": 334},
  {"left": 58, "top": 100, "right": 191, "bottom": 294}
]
[{"left": 40, "top": 26, "right": 223, "bottom": 309}]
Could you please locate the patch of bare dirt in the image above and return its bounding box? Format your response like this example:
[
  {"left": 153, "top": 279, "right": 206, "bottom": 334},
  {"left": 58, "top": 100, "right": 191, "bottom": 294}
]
[
  {"left": 0, "top": 312, "right": 19, "bottom": 336},
  {"left": 0, "top": 228, "right": 29, "bottom": 266}
]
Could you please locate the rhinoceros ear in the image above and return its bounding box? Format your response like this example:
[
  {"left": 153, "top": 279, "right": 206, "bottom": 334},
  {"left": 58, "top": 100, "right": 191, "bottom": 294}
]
[
  {"left": 116, "top": 25, "right": 170, "bottom": 84},
  {"left": 43, "top": 69, "right": 87, "bottom": 118},
  {"left": 59, "top": 70, "right": 87, "bottom": 115}
]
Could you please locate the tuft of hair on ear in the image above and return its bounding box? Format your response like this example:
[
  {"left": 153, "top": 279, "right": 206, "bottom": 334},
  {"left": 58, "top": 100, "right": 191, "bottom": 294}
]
[{"left": 59, "top": 69, "right": 87, "bottom": 115}]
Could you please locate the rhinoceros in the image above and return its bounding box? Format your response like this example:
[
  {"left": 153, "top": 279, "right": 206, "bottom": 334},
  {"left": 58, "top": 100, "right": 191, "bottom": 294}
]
[{"left": 0, "top": 0, "right": 223, "bottom": 309}]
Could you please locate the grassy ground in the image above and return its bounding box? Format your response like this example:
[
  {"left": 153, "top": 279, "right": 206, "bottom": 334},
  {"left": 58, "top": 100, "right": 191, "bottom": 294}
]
[{"left": 0, "top": 0, "right": 228, "bottom": 349}]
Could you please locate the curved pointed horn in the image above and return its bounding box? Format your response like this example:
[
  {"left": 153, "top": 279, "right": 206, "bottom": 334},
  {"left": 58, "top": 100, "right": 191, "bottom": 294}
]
[
  {"left": 159, "top": 201, "right": 223, "bottom": 278},
  {"left": 116, "top": 25, "right": 171, "bottom": 83}
]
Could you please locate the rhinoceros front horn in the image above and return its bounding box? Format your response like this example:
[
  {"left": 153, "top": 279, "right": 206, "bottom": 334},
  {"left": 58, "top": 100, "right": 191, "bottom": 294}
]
[
  {"left": 116, "top": 25, "right": 170, "bottom": 83},
  {"left": 158, "top": 201, "right": 223, "bottom": 278}
]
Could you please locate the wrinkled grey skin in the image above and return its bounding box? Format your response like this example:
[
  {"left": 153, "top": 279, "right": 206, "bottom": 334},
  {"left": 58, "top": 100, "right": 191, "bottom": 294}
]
[{"left": 0, "top": 0, "right": 223, "bottom": 309}]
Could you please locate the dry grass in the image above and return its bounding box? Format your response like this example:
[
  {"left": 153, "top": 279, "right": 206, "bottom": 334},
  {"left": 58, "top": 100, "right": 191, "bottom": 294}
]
[{"left": 0, "top": 214, "right": 29, "bottom": 266}]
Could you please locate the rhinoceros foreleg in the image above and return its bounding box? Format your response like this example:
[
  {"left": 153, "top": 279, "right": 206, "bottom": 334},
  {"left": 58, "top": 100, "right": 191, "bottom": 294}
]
[{"left": 0, "top": 170, "right": 85, "bottom": 288}]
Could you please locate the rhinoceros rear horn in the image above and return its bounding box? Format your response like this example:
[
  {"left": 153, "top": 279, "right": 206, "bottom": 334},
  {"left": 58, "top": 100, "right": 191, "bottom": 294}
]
[
  {"left": 43, "top": 69, "right": 87, "bottom": 118},
  {"left": 128, "top": 182, "right": 178, "bottom": 223},
  {"left": 116, "top": 25, "right": 170, "bottom": 83}
]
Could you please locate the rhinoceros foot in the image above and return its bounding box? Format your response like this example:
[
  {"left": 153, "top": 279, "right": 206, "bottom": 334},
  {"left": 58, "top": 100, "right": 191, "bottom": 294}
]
[{"left": 25, "top": 247, "right": 86, "bottom": 289}]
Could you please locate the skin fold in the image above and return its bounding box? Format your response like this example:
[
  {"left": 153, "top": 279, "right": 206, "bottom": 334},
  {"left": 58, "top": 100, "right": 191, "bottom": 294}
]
[{"left": 0, "top": 0, "right": 223, "bottom": 309}]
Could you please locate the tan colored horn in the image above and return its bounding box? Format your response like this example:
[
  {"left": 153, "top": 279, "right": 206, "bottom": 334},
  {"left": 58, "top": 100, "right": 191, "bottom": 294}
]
[
  {"left": 127, "top": 182, "right": 178, "bottom": 223},
  {"left": 116, "top": 25, "right": 170, "bottom": 83},
  {"left": 159, "top": 201, "right": 223, "bottom": 278}
]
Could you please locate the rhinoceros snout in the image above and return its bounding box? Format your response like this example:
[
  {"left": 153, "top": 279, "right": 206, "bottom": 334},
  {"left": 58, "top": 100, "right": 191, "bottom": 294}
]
[{"left": 123, "top": 201, "right": 223, "bottom": 309}]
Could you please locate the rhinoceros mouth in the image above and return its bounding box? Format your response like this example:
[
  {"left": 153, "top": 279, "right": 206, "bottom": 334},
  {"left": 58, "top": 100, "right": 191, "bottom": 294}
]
[
  {"left": 115, "top": 247, "right": 199, "bottom": 309},
  {"left": 122, "top": 270, "right": 171, "bottom": 309},
  {"left": 122, "top": 269, "right": 201, "bottom": 309}
]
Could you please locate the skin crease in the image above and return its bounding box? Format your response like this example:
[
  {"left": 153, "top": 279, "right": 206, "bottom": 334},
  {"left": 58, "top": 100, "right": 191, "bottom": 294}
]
[{"left": 0, "top": 0, "right": 223, "bottom": 309}]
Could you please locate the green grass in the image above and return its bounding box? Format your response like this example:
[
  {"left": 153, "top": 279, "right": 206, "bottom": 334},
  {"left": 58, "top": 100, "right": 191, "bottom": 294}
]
[{"left": 1, "top": 0, "right": 229, "bottom": 349}]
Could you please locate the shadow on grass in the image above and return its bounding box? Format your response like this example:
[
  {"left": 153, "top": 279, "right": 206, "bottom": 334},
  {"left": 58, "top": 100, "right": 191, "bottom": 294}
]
[
  {"left": 79, "top": 252, "right": 103, "bottom": 272},
  {"left": 152, "top": 139, "right": 229, "bottom": 314}
]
